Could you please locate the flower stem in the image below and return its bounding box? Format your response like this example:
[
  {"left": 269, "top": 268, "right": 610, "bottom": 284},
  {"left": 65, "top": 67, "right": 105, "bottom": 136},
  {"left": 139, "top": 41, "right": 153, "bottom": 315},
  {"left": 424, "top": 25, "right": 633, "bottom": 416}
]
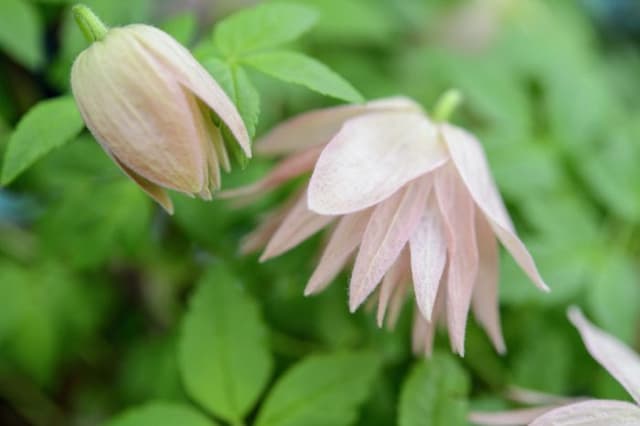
[
  {"left": 433, "top": 89, "right": 463, "bottom": 122},
  {"left": 72, "top": 4, "right": 108, "bottom": 44}
]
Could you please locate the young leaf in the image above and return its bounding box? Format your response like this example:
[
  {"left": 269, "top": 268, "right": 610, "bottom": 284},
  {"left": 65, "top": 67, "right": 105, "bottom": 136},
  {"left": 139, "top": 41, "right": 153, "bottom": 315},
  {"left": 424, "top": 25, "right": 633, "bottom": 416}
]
[
  {"left": 204, "top": 58, "right": 260, "bottom": 138},
  {"left": 243, "top": 50, "right": 363, "bottom": 103},
  {"left": 399, "top": 353, "right": 470, "bottom": 426},
  {"left": 178, "top": 266, "right": 273, "bottom": 424},
  {"left": 1, "top": 96, "right": 84, "bottom": 185},
  {"left": 0, "top": 0, "right": 44, "bottom": 69},
  {"left": 104, "top": 402, "right": 218, "bottom": 426},
  {"left": 213, "top": 3, "right": 318, "bottom": 57},
  {"left": 255, "top": 351, "right": 381, "bottom": 426}
]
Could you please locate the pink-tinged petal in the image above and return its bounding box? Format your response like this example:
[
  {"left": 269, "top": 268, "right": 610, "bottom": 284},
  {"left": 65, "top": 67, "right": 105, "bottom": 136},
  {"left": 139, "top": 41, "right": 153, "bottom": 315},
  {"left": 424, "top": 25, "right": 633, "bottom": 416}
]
[
  {"left": 219, "top": 145, "right": 323, "bottom": 199},
  {"left": 506, "top": 386, "right": 578, "bottom": 406},
  {"left": 377, "top": 249, "right": 411, "bottom": 327},
  {"left": 441, "top": 124, "right": 549, "bottom": 292},
  {"left": 260, "top": 190, "right": 335, "bottom": 261},
  {"left": 131, "top": 25, "right": 251, "bottom": 156},
  {"left": 386, "top": 278, "right": 410, "bottom": 330},
  {"left": 308, "top": 111, "right": 448, "bottom": 215},
  {"left": 412, "top": 312, "right": 428, "bottom": 355},
  {"left": 530, "top": 400, "right": 640, "bottom": 426},
  {"left": 435, "top": 164, "right": 479, "bottom": 356},
  {"left": 349, "top": 179, "right": 431, "bottom": 312},
  {"left": 412, "top": 285, "right": 446, "bottom": 356},
  {"left": 469, "top": 406, "right": 560, "bottom": 426},
  {"left": 304, "top": 209, "right": 372, "bottom": 295},
  {"left": 472, "top": 212, "right": 506, "bottom": 354},
  {"left": 410, "top": 184, "right": 447, "bottom": 321},
  {"left": 113, "top": 157, "right": 174, "bottom": 214},
  {"left": 568, "top": 307, "right": 640, "bottom": 404},
  {"left": 257, "top": 96, "right": 421, "bottom": 155},
  {"left": 240, "top": 206, "right": 290, "bottom": 255}
]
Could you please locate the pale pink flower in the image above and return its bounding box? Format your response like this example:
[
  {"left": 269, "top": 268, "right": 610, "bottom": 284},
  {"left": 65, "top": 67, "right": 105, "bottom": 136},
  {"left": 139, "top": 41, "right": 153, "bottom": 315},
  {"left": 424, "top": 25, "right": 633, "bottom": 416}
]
[
  {"left": 470, "top": 307, "right": 640, "bottom": 425},
  {"left": 224, "top": 96, "right": 547, "bottom": 355}
]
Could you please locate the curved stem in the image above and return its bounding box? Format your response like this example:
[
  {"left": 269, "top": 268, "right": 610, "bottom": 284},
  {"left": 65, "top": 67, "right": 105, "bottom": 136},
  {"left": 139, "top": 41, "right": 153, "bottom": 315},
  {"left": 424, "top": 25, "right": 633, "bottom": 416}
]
[{"left": 72, "top": 4, "right": 108, "bottom": 44}]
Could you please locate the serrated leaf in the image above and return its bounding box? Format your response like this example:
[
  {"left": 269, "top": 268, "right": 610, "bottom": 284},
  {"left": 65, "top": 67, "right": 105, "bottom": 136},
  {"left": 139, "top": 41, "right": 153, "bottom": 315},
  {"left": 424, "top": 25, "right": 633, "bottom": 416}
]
[
  {"left": 104, "top": 402, "right": 218, "bottom": 426},
  {"left": 243, "top": 50, "right": 363, "bottom": 103},
  {"left": 204, "top": 58, "right": 260, "bottom": 138},
  {"left": 0, "top": 0, "right": 44, "bottom": 69},
  {"left": 178, "top": 266, "right": 272, "bottom": 423},
  {"left": 399, "top": 353, "right": 470, "bottom": 426},
  {"left": 255, "top": 351, "right": 380, "bottom": 426},
  {"left": 213, "top": 3, "right": 318, "bottom": 57},
  {"left": 1, "top": 96, "right": 84, "bottom": 185}
]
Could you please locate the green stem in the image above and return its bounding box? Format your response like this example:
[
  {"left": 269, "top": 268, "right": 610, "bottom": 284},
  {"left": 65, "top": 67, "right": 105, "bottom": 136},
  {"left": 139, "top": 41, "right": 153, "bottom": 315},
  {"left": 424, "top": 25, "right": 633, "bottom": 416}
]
[
  {"left": 433, "top": 89, "right": 463, "bottom": 122},
  {"left": 72, "top": 4, "right": 108, "bottom": 44}
]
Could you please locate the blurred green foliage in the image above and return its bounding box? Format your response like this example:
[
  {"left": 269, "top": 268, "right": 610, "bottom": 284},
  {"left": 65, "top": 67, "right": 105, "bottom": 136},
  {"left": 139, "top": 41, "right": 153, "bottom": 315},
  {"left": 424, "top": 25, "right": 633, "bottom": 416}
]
[{"left": 0, "top": 0, "right": 639, "bottom": 425}]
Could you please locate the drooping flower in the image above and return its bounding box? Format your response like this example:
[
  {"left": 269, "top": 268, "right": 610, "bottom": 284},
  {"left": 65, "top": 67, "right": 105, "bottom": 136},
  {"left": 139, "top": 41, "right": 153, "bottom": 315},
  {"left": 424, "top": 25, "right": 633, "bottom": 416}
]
[
  {"left": 70, "top": 5, "right": 250, "bottom": 214},
  {"left": 470, "top": 307, "right": 640, "bottom": 425},
  {"left": 224, "top": 96, "right": 547, "bottom": 355}
]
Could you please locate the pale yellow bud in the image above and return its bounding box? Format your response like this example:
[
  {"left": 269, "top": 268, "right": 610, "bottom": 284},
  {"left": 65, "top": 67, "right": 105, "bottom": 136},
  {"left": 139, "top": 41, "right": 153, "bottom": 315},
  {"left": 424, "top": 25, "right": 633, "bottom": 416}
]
[{"left": 70, "top": 11, "right": 251, "bottom": 214}]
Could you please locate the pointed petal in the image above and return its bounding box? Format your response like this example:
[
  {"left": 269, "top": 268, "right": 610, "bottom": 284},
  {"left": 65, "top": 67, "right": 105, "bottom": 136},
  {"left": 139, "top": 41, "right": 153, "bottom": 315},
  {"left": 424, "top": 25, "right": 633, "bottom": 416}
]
[
  {"left": 506, "top": 386, "right": 577, "bottom": 406},
  {"left": 257, "top": 96, "right": 422, "bottom": 155},
  {"left": 304, "top": 209, "right": 372, "bottom": 295},
  {"left": 130, "top": 24, "right": 251, "bottom": 156},
  {"left": 469, "top": 406, "right": 563, "bottom": 426},
  {"left": 261, "top": 190, "right": 334, "bottom": 261},
  {"left": 240, "top": 206, "right": 289, "bottom": 254},
  {"left": 219, "top": 145, "right": 323, "bottom": 199},
  {"left": 308, "top": 111, "right": 448, "bottom": 215},
  {"left": 410, "top": 185, "right": 447, "bottom": 321},
  {"left": 386, "top": 278, "right": 410, "bottom": 330},
  {"left": 568, "top": 307, "right": 640, "bottom": 404},
  {"left": 412, "top": 285, "right": 445, "bottom": 357},
  {"left": 377, "top": 249, "right": 410, "bottom": 327},
  {"left": 349, "top": 179, "right": 431, "bottom": 312},
  {"left": 435, "top": 164, "right": 479, "bottom": 356},
  {"left": 113, "top": 156, "right": 174, "bottom": 214},
  {"left": 441, "top": 124, "right": 549, "bottom": 292},
  {"left": 530, "top": 400, "right": 640, "bottom": 426},
  {"left": 472, "top": 212, "right": 506, "bottom": 354}
]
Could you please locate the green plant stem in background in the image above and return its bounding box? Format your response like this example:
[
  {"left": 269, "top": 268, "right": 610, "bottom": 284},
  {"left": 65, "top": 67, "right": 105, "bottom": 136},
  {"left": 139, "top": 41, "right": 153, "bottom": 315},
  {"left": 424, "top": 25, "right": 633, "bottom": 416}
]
[
  {"left": 433, "top": 89, "right": 463, "bottom": 122},
  {"left": 72, "top": 4, "right": 108, "bottom": 44}
]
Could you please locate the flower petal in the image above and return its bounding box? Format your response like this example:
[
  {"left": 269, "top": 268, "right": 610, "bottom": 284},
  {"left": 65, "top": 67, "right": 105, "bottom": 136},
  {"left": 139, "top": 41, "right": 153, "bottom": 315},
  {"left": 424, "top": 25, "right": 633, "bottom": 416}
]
[
  {"left": 131, "top": 24, "right": 251, "bottom": 157},
  {"left": 113, "top": 157, "right": 174, "bottom": 214},
  {"left": 469, "top": 406, "right": 560, "bottom": 426},
  {"left": 410, "top": 184, "right": 447, "bottom": 321},
  {"left": 261, "top": 190, "right": 334, "bottom": 261},
  {"left": 441, "top": 124, "right": 549, "bottom": 292},
  {"left": 377, "top": 248, "right": 410, "bottom": 327},
  {"left": 240, "top": 201, "right": 292, "bottom": 254},
  {"left": 568, "top": 307, "right": 640, "bottom": 404},
  {"left": 308, "top": 111, "right": 448, "bottom": 215},
  {"left": 349, "top": 179, "right": 430, "bottom": 312},
  {"left": 435, "top": 164, "right": 479, "bottom": 356},
  {"left": 257, "top": 96, "right": 422, "bottom": 155},
  {"left": 472, "top": 212, "right": 506, "bottom": 354},
  {"left": 304, "top": 209, "right": 372, "bottom": 295},
  {"left": 412, "top": 286, "right": 445, "bottom": 357},
  {"left": 530, "top": 400, "right": 640, "bottom": 426}
]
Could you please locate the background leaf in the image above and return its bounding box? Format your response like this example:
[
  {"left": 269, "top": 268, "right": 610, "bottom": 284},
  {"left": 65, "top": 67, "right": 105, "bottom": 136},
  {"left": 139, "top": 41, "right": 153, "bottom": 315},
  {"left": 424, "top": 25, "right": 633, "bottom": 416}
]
[
  {"left": 105, "top": 402, "right": 217, "bottom": 426},
  {"left": 0, "top": 0, "right": 43, "bottom": 69}
]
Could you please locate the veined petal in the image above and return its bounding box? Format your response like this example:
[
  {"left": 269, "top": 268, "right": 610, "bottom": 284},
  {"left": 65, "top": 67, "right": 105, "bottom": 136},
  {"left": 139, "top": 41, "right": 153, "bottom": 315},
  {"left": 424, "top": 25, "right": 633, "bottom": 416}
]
[
  {"left": 530, "top": 400, "right": 640, "bottom": 426},
  {"left": 308, "top": 111, "right": 448, "bottom": 215},
  {"left": 435, "top": 164, "right": 479, "bottom": 356},
  {"left": 410, "top": 182, "right": 447, "bottom": 321},
  {"left": 349, "top": 179, "right": 430, "bottom": 312},
  {"left": 257, "top": 96, "right": 422, "bottom": 155},
  {"left": 472, "top": 212, "right": 506, "bottom": 354},
  {"left": 260, "top": 190, "right": 335, "bottom": 261},
  {"left": 304, "top": 209, "right": 372, "bottom": 295},
  {"left": 568, "top": 307, "right": 640, "bottom": 404},
  {"left": 377, "top": 249, "right": 410, "bottom": 327},
  {"left": 130, "top": 24, "right": 251, "bottom": 157},
  {"left": 469, "top": 406, "right": 564, "bottom": 426},
  {"left": 441, "top": 124, "right": 549, "bottom": 292}
]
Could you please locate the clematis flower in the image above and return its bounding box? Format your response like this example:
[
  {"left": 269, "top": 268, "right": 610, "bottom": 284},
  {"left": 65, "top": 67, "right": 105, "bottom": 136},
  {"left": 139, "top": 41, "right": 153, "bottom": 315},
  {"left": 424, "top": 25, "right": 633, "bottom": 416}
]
[
  {"left": 224, "top": 96, "right": 547, "bottom": 355},
  {"left": 70, "top": 5, "right": 250, "bottom": 213},
  {"left": 470, "top": 307, "right": 640, "bottom": 425}
]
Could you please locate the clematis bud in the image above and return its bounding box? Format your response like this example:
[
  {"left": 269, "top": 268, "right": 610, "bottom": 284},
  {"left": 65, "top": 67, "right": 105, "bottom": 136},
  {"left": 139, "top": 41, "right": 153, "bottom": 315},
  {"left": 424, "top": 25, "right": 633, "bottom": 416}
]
[{"left": 70, "top": 5, "right": 251, "bottom": 213}]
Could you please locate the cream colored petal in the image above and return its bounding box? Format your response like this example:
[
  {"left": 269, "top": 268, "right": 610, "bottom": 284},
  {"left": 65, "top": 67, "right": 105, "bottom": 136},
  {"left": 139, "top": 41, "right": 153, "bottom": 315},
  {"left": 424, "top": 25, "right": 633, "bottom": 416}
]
[
  {"left": 129, "top": 25, "right": 251, "bottom": 157},
  {"left": 257, "top": 96, "right": 422, "bottom": 155},
  {"left": 113, "top": 157, "right": 173, "bottom": 214},
  {"left": 308, "top": 111, "right": 448, "bottom": 215},
  {"left": 530, "top": 400, "right": 640, "bottom": 426},
  {"left": 240, "top": 196, "right": 298, "bottom": 254},
  {"left": 441, "top": 124, "right": 549, "bottom": 292}
]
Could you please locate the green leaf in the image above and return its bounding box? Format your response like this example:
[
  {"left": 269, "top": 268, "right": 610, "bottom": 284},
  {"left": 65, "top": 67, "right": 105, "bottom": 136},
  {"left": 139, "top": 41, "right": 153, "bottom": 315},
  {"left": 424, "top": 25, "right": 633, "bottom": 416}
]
[
  {"left": 105, "top": 402, "right": 217, "bottom": 426},
  {"left": 0, "top": 0, "right": 44, "bottom": 69},
  {"left": 161, "top": 12, "right": 197, "bottom": 46},
  {"left": 204, "top": 58, "right": 260, "bottom": 138},
  {"left": 398, "top": 353, "right": 470, "bottom": 426},
  {"left": 1, "top": 96, "right": 84, "bottom": 185},
  {"left": 255, "top": 351, "right": 380, "bottom": 426},
  {"left": 178, "top": 266, "right": 273, "bottom": 423},
  {"left": 213, "top": 3, "right": 318, "bottom": 57},
  {"left": 243, "top": 50, "right": 363, "bottom": 103}
]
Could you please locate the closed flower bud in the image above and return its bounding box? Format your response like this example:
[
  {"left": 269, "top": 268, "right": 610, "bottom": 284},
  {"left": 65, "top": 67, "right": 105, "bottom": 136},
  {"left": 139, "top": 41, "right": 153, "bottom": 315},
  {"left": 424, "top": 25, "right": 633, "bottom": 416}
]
[{"left": 70, "top": 5, "right": 251, "bottom": 213}]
